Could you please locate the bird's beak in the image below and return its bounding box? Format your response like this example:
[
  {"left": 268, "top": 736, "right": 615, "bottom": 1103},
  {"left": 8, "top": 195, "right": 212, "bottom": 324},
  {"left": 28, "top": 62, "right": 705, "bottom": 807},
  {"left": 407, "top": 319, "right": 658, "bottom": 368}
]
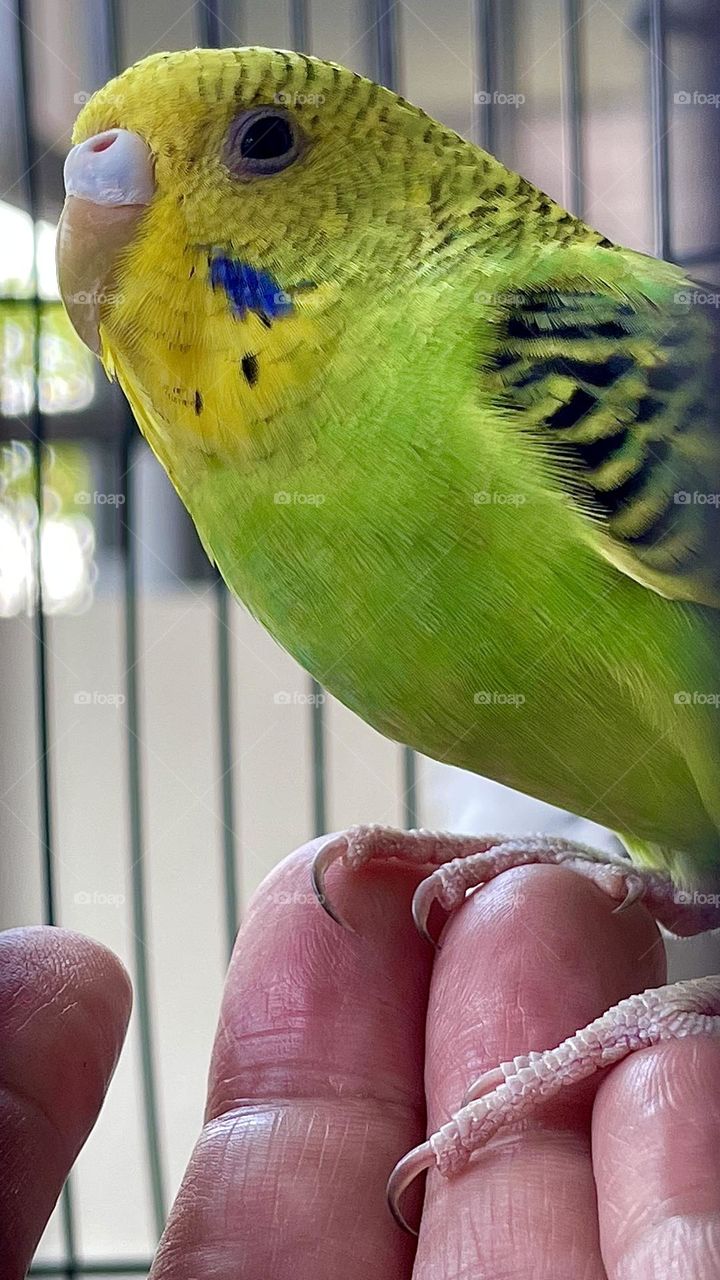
[{"left": 57, "top": 129, "right": 155, "bottom": 354}]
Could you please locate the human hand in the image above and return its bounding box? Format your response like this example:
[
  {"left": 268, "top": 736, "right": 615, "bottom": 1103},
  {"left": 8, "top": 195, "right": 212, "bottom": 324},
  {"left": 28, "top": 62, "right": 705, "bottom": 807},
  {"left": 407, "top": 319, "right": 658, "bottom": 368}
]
[{"left": 5, "top": 837, "right": 720, "bottom": 1278}]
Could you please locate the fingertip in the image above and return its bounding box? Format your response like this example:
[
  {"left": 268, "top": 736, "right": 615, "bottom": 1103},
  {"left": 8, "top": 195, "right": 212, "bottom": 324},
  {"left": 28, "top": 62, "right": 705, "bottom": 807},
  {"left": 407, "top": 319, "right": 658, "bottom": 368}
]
[
  {"left": 427, "top": 862, "right": 666, "bottom": 1115},
  {"left": 168, "top": 837, "right": 432, "bottom": 1280},
  {"left": 416, "top": 863, "right": 668, "bottom": 1278},
  {"left": 0, "top": 925, "right": 132, "bottom": 1278},
  {"left": 208, "top": 837, "right": 433, "bottom": 1123},
  {"left": 593, "top": 1035, "right": 720, "bottom": 1276}
]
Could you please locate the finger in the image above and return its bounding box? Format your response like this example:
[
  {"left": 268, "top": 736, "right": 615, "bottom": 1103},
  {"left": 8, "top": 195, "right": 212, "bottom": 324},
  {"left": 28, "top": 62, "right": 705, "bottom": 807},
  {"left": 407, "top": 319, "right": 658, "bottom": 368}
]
[
  {"left": 593, "top": 1034, "right": 720, "bottom": 1278},
  {"left": 0, "top": 926, "right": 132, "bottom": 1280},
  {"left": 150, "top": 839, "right": 433, "bottom": 1280},
  {"left": 415, "top": 864, "right": 667, "bottom": 1279}
]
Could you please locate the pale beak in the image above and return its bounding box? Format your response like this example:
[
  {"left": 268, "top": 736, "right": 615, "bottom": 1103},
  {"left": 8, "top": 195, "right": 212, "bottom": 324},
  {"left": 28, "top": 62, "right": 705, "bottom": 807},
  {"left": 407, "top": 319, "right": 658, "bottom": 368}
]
[{"left": 57, "top": 128, "right": 155, "bottom": 353}]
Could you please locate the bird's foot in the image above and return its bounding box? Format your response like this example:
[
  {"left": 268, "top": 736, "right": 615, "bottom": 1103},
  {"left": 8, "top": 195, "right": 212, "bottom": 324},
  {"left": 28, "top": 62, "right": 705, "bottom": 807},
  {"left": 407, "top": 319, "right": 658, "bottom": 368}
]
[
  {"left": 311, "top": 825, "right": 720, "bottom": 1233},
  {"left": 387, "top": 976, "right": 720, "bottom": 1233},
  {"left": 311, "top": 825, "right": 718, "bottom": 941}
]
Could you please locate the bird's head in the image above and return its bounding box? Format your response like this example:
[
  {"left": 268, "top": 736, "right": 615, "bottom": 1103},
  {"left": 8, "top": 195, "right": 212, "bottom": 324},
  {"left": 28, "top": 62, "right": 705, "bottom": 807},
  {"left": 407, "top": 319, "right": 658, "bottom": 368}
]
[{"left": 57, "top": 47, "right": 501, "bottom": 475}]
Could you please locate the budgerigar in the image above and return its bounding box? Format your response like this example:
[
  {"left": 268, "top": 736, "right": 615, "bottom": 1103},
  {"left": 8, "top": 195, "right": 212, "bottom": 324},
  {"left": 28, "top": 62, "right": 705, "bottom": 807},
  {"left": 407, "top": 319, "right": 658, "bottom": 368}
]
[{"left": 56, "top": 47, "right": 720, "bottom": 1229}]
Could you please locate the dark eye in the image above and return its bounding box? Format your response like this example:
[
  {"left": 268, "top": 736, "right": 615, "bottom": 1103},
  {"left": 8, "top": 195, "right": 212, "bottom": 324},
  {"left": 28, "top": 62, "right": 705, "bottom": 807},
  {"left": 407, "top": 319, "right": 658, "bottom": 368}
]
[{"left": 224, "top": 107, "right": 301, "bottom": 177}]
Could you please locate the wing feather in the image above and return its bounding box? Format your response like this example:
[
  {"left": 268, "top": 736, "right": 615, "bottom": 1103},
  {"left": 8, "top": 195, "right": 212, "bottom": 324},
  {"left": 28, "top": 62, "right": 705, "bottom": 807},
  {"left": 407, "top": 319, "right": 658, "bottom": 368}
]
[{"left": 482, "top": 256, "right": 720, "bottom": 607}]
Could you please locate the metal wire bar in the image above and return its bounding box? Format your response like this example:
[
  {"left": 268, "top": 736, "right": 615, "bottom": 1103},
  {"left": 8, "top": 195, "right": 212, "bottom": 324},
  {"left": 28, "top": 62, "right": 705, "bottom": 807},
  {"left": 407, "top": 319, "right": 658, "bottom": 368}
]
[
  {"left": 309, "top": 677, "right": 327, "bottom": 837},
  {"left": 198, "top": 0, "right": 223, "bottom": 48},
  {"left": 473, "top": 0, "right": 497, "bottom": 153},
  {"left": 119, "top": 428, "right": 167, "bottom": 1235},
  {"left": 196, "top": 0, "right": 241, "bottom": 955},
  {"left": 14, "top": 1, "right": 78, "bottom": 1272},
  {"left": 290, "top": 0, "right": 311, "bottom": 52},
  {"left": 648, "top": 0, "right": 671, "bottom": 259},
  {"left": 675, "top": 245, "right": 720, "bottom": 268},
  {"left": 92, "top": 0, "right": 167, "bottom": 1237},
  {"left": 275, "top": 0, "right": 331, "bottom": 837},
  {"left": 198, "top": 0, "right": 247, "bottom": 46},
  {"left": 15, "top": 5, "right": 56, "bottom": 936},
  {"left": 92, "top": 0, "right": 122, "bottom": 87},
  {"left": 215, "top": 579, "right": 240, "bottom": 953},
  {"left": 365, "top": 0, "right": 400, "bottom": 90},
  {"left": 560, "top": 0, "right": 585, "bottom": 216},
  {"left": 30, "top": 1263, "right": 152, "bottom": 1278},
  {"left": 361, "top": 0, "right": 417, "bottom": 828}
]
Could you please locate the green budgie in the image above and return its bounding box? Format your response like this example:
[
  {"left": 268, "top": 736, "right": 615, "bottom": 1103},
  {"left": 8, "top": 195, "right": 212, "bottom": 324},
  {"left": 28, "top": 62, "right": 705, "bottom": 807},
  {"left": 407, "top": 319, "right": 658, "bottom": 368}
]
[{"left": 56, "top": 46, "right": 720, "bottom": 1228}]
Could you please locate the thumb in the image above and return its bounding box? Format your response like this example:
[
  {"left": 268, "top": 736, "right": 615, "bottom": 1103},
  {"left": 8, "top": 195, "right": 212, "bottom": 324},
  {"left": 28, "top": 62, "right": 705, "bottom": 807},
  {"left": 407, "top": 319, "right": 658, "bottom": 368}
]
[{"left": 0, "top": 926, "right": 132, "bottom": 1279}]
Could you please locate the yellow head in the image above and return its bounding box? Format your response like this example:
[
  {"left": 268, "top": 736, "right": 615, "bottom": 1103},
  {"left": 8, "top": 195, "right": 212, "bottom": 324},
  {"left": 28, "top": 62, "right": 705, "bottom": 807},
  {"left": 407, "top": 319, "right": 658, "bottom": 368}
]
[{"left": 57, "top": 47, "right": 516, "bottom": 480}]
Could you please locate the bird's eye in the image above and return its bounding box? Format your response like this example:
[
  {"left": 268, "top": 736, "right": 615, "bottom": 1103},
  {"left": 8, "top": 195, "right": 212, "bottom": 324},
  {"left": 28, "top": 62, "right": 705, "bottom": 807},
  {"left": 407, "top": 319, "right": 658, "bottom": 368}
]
[{"left": 224, "top": 107, "right": 301, "bottom": 178}]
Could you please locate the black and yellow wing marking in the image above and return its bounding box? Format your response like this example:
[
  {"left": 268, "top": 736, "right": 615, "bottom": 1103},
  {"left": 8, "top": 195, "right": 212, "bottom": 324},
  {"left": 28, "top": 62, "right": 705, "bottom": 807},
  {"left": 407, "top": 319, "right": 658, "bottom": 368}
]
[{"left": 487, "top": 280, "right": 720, "bottom": 607}]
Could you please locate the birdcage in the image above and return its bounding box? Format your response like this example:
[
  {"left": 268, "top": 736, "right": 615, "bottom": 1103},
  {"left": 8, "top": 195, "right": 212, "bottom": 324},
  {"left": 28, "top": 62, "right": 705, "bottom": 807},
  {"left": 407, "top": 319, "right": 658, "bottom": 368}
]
[{"left": 1, "top": 0, "right": 719, "bottom": 1274}]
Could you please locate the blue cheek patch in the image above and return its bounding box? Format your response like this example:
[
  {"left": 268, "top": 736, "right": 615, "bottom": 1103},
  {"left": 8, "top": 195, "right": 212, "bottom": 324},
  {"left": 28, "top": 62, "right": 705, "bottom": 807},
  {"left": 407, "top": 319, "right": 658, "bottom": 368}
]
[{"left": 209, "top": 255, "right": 295, "bottom": 324}]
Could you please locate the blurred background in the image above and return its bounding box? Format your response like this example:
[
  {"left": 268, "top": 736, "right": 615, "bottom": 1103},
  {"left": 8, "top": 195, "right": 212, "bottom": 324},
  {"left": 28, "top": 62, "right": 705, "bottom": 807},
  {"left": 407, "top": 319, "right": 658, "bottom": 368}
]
[{"left": 1, "top": 0, "right": 719, "bottom": 1273}]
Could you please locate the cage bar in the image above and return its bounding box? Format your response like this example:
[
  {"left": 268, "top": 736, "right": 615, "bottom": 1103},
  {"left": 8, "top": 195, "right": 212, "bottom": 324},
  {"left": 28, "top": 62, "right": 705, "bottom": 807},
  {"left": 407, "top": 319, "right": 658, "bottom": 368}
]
[
  {"left": 361, "top": 0, "right": 417, "bottom": 827},
  {"left": 119, "top": 429, "right": 167, "bottom": 1235},
  {"left": 647, "top": 0, "right": 671, "bottom": 260},
  {"left": 290, "top": 0, "right": 311, "bottom": 53},
  {"left": 279, "top": 0, "right": 330, "bottom": 837},
  {"left": 560, "top": 0, "right": 585, "bottom": 217},
  {"left": 195, "top": 0, "right": 242, "bottom": 955},
  {"left": 473, "top": 0, "right": 496, "bottom": 153},
  {"left": 97, "top": 0, "right": 168, "bottom": 1240},
  {"left": 198, "top": 0, "right": 224, "bottom": 48},
  {"left": 30, "top": 1264, "right": 153, "bottom": 1278},
  {"left": 15, "top": 0, "right": 78, "bottom": 1273}
]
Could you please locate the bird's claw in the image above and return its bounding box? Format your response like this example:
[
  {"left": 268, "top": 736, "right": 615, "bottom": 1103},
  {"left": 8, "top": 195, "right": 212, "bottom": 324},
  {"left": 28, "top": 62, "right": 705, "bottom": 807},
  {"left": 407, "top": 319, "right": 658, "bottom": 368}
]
[
  {"left": 612, "top": 873, "right": 646, "bottom": 914},
  {"left": 310, "top": 834, "right": 355, "bottom": 931},
  {"left": 386, "top": 1139, "right": 433, "bottom": 1236},
  {"left": 411, "top": 876, "right": 443, "bottom": 949}
]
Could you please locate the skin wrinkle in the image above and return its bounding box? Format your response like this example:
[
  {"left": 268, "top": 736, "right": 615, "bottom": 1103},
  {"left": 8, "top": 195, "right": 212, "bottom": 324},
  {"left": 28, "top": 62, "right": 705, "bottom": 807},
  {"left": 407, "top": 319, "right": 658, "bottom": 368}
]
[
  {"left": 614, "top": 1216, "right": 720, "bottom": 1280},
  {"left": 207, "top": 1036, "right": 427, "bottom": 1115}
]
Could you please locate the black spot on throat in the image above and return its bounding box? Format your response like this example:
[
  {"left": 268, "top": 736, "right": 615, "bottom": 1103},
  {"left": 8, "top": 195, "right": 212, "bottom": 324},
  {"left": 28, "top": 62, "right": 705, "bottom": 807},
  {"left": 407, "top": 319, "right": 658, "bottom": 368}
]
[
  {"left": 242, "top": 353, "right": 259, "bottom": 386},
  {"left": 194, "top": 390, "right": 203, "bottom": 415}
]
